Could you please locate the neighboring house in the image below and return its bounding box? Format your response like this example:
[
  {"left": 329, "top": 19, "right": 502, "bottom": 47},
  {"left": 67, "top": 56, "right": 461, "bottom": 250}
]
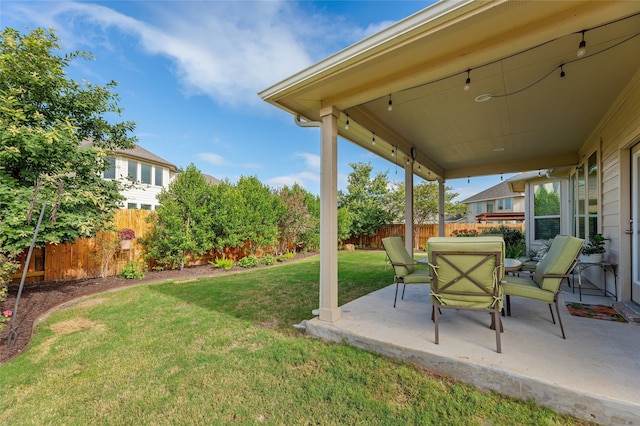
[
  {"left": 462, "top": 181, "right": 525, "bottom": 224},
  {"left": 101, "top": 145, "right": 179, "bottom": 210}
]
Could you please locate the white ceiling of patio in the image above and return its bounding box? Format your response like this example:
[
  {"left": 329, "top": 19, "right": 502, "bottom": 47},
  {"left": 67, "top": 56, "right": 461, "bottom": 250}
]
[{"left": 261, "top": 1, "right": 640, "bottom": 182}]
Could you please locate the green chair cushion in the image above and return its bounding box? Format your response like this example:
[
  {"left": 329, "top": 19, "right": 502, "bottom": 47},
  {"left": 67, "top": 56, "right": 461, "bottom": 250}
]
[
  {"left": 533, "top": 235, "right": 583, "bottom": 293},
  {"left": 427, "top": 237, "right": 504, "bottom": 309},
  {"left": 502, "top": 276, "right": 555, "bottom": 303},
  {"left": 402, "top": 269, "right": 432, "bottom": 284},
  {"left": 382, "top": 236, "right": 415, "bottom": 277}
]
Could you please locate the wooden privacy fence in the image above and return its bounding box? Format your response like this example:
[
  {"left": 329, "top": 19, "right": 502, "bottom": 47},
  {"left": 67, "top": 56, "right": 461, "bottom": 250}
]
[
  {"left": 344, "top": 223, "right": 525, "bottom": 249},
  {"left": 12, "top": 209, "right": 154, "bottom": 284},
  {"left": 11, "top": 209, "right": 276, "bottom": 284},
  {"left": 11, "top": 211, "right": 524, "bottom": 284}
]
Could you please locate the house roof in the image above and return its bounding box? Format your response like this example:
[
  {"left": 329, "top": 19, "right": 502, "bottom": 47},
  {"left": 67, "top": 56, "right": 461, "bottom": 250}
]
[
  {"left": 260, "top": 1, "right": 640, "bottom": 182},
  {"left": 462, "top": 181, "right": 523, "bottom": 203},
  {"left": 112, "top": 145, "right": 179, "bottom": 172},
  {"left": 81, "top": 140, "right": 179, "bottom": 172},
  {"left": 202, "top": 173, "right": 220, "bottom": 185}
]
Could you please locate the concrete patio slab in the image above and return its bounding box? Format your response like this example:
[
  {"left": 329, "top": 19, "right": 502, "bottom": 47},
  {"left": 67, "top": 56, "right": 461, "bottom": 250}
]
[{"left": 305, "top": 283, "right": 640, "bottom": 425}]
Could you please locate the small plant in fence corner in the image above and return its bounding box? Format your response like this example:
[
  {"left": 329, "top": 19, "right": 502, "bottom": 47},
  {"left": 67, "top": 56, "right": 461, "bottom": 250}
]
[
  {"left": 118, "top": 260, "right": 146, "bottom": 279},
  {"left": 211, "top": 256, "right": 234, "bottom": 270}
]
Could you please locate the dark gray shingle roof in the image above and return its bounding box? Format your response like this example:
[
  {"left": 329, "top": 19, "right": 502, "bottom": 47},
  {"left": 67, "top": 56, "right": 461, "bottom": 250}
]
[{"left": 462, "top": 181, "right": 523, "bottom": 203}]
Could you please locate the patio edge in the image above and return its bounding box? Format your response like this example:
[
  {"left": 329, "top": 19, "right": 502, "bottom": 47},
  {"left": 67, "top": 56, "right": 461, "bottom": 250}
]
[{"left": 305, "top": 317, "right": 640, "bottom": 425}]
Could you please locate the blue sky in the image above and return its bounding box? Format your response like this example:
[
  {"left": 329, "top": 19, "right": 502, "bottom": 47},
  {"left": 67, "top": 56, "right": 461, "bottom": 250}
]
[{"left": 2, "top": 0, "right": 509, "bottom": 200}]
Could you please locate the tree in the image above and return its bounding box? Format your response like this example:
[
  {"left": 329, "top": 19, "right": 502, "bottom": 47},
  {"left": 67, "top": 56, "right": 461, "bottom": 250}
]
[
  {"left": 338, "top": 162, "right": 393, "bottom": 238},
  {"left": 0, "top": 27, "right": 136, "bottom": 254},
  {"left": 389, "top": 181, "right": 469, "bottom": 248},
  {"left": 142, "top": 164, "right": 215, "bottom": 269},
  {"left": 276, "top": 184, "right": 319, "bottom": 253},
  {"left": 235, "top": 176, "right": 284, "bottom": 254}
]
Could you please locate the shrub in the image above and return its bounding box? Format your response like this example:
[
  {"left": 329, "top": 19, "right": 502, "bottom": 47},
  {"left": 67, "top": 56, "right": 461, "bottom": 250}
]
[
  {"left": 237, "top": 255, "right": 259, "bottom": 268},
  {"left": 277, "top": 251, "right": 296, "bottom": 262},
  {"left": 452, "top": 229, "right": 478, "bottom": 237},
  {"left": 0, "top": 252, "right": 18, "bottom": 331},
  {"left": 260, "top": 255, "right": 276, "bottom": 266},
  {"left": 118, "top": 260, "right": 146, "bottom": 279},
  {"left": 211, "top": 257, "right": 234, "bottom": 270}
]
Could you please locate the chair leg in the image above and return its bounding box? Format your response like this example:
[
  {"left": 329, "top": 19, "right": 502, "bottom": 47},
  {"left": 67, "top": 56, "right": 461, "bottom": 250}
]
[
  {"left": 393, "top": 282, "right": 399, "bottom": 307},
  {"left": 506, "top": 295, "right": 512, "bottom": 316},
  {"left": 548, "top": 304, "right": 556, "bottom": 324},
  {"left": 493, "top": 311, "right": 502, "bottom": 353},
  {"left": 555, "top": 297, "right": 566, "bottom": 339},
  {"left": 401, "top": 282, "right": 407, "bottom": 301},
  {"left": 434, "top": 304, "right": 440, "bottom": 344}
]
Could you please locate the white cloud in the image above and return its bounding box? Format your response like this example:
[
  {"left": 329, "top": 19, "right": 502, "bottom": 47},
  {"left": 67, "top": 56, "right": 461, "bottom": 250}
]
[
  {"left": 294, "top": 152, "right": 320, "bottom": 170},
  {"left": 196, "top": 152, "right": 226, "bottom": 166},
  {"left": 5, "top": 1, "right": 392, "bottom": 110},
  {"left": 266, "top": 171, "right": 319, "bottom": 189}
]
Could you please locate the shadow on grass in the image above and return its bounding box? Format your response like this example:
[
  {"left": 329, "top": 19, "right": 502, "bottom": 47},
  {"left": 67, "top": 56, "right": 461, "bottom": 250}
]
[{"left": 147, "top": 251, "right": 392, "bottom": 334}]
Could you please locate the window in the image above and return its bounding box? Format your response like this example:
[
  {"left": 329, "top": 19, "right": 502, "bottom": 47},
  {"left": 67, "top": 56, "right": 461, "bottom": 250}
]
[
  {"left": 140, "top": 204, "right": 152, "bottom": 210},
  {"left": 141, "top": 163, "right": 151, "bottom": 184},
  {"left": 505, "top": 198, "right": 512, "bottom": 210},
  {"left": 533, "top": 181, "right": 561, "bottom": 240},
  {"left": 476, "top": 202, "right": 482, "bottom": 214},
  {"left": 571, "top": 151, "right": 599, "bottom": 240},
  {"left": 103, "top": 157, "right": 116, "bottom": 179},
  {"left": 486, "top": 201, "right": 494, "bottom": 213},
  {"left": 127, "top": 203, "right": 137, "bottom": 209},
  {"left": 127, "top": 160, "right": 138, "bottom": 182},
  {"left": 155, "top": 167, "right": 163, "bottom": 187},
  {"left": 497, "top": 199, "right": 504, "bottom": 210}
]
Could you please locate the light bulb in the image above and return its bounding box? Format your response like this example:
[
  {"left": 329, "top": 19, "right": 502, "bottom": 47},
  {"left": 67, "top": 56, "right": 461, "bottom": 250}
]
[
  {"left": 464, "top": 70, "right": 471, "bottom": 91},
  {"left": 577, "top": 31, "right": 586, "bottom": 57},
  {"left": 345, "top": 115, "right": 350, "bottom": 130}
]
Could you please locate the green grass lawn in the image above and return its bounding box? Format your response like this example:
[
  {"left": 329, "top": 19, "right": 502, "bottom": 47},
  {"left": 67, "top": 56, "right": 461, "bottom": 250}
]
[{"left": 0, "top": 251, "right": 591, "bottom": 425}]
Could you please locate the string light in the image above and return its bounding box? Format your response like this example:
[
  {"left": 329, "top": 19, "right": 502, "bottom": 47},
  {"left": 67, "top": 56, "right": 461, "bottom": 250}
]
[
  {"left": 464, "top": 69, "right": 471, "bottom": 91},
  {"left": 387, "top": 94, "right": 393, "bottom": 111},
  {"left": 560, "top": 64, "right": 566, "bottom": 78},
  {"left": 345, "top": 114, "right": 350, "bottom": 130},
  {"left": 468, "top": 176, "right": 470, "bottom": 184},
  {"left": 372, "top": 132, "right": 376, "bottom": 145},
  {"left": 391, "top": 146, "right": 395, "bottom": 157},
  {"left": 577, "top": 30, "right": 587, "bottom": 57}
]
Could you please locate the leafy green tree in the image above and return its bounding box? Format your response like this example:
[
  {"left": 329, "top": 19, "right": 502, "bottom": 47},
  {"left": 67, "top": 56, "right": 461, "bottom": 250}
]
[
  {"left": 209, "top": 180, "right": 246, "bottom": 251},
  {"left": 337, "top": 207, "right": 353, "bottom": 246},
  {"left": 390, "top": 181, "right": 468, "bottom": 224},
  {"left": 0, "top": 27, "right": 136, "bottom": 254},
  {"left": 276, "top": 184, "right": 319, "bottom": 253},
  {"left": 236, "top": 176, "right": 284, "bottom": 254},
  {"left": 338, "top": 162, "right": 393, "bottom": 238},
  {"left": 142, "top": 164, "right": 215, "bottom": 269},
  {"left": 300, "top": 189, "right": 320, "bottom": 251},
  {"left": 389, "top": 181, "right": 468, "bottom": 248}
]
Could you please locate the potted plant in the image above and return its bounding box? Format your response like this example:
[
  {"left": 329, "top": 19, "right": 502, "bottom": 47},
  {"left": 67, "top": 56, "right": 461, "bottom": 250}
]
[
  {"left": 118, "top": 228, "right": 136, "bottom": 250},
  {"left": 580, "top": 233, "right": 606, "bottom": 263}
]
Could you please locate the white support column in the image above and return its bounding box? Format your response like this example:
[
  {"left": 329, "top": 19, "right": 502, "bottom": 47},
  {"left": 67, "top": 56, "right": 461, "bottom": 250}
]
[
  {"left": 439, "top": 179, "right": 445, "bottom": 237},
  {"left": 404, "top": 161, "right": 414, "bottom": 255},
  {"left": 318, "top": 106, "right": 341, "bottom": 322}
]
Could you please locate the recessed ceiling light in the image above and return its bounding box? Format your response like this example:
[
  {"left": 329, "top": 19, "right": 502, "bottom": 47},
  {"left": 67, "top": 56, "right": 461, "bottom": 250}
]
[
  {"left": 493, "top": 147, "right": 505, "bottom": 152},
  {"left": 475, "top": 94, "right": 493, "bottom": 102}
]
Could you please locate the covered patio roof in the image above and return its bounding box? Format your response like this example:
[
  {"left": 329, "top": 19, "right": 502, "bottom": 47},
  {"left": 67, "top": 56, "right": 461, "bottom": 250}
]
[{"left": 260, "top": 0, "right": 640, "bottom": 181}]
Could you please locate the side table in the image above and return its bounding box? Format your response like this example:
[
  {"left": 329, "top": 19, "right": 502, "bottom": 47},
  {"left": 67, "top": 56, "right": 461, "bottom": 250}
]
[{"left": 574, "top": 261, "right": 618, "bottom": 301}]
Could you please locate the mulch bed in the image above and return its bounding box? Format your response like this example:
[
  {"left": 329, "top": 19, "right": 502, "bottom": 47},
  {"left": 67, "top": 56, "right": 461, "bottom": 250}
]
[{"left": 0, "top": 253, "right": 317, "bottom": 365}]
